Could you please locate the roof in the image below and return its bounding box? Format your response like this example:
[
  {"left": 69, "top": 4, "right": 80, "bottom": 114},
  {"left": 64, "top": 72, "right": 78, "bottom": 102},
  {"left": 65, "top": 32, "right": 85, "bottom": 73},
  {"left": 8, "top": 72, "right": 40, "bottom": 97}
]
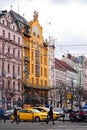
[
  {"left": 9, "top": 10, "right": 28, "bottom": 25},
  {"left": 55, "top": 58, "right": 66, "bottom": 71},
  {"left": 55, "top": 58, "right": 77, "bottom": 73},
  {"left": 9, "top": 10, "right": 29, "bottom": 36}
]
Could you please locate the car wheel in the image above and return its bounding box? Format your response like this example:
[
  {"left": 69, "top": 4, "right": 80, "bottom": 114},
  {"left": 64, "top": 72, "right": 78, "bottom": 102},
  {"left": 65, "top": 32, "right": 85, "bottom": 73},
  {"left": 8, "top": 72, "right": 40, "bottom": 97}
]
[{"left": 35, "top": 116, "right": 40, "bottom": 122}]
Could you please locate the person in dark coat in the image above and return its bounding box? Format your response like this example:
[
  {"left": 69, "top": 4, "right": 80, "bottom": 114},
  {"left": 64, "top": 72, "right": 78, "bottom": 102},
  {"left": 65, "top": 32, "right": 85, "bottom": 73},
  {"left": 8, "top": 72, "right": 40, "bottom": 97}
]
[
  {"left": 11, "top": 107, "right": 18, "bottom": 124},
  {"left": 46, "top": 106, "right": 55, "bottom": 124}
]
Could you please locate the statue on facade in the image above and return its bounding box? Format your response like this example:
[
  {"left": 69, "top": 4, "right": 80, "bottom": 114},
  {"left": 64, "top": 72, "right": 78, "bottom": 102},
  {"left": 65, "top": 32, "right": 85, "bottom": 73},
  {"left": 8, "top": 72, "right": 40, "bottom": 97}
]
[{"left": 33, "top": 11, "right": 38, "bottom": 20}]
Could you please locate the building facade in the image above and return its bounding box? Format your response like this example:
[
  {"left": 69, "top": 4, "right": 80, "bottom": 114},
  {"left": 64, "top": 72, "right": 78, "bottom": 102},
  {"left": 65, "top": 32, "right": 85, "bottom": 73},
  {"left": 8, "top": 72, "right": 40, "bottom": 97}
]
[
  {"left": 0, "top": 10, "right": 22, "bottom": 109},
  {"left": 23, "top": 11, "right": 49, "bottom": 106}
]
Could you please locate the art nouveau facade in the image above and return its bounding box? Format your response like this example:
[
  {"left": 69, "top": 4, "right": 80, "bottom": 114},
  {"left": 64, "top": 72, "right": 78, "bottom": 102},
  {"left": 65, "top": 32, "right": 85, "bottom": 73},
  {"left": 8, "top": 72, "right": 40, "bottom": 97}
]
[
  {"left": 23, "top": 11, "right": 49, "bottom": 106},
  {"left": 0, "top": 10, "right": 22, "bottom": 109}
]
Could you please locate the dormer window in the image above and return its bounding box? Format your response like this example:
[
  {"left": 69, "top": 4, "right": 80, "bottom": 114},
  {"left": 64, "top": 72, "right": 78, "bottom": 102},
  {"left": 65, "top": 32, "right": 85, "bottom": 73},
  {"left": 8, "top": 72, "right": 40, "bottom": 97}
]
[
  {"left": 7, "top": 20, "right": 10, "bottom": 28},
  {"left": 2, "top": 20, "right": 5, "bottom": 25},
  {"left": 13, "top": 25, "right": 15, "bottom": 30}
]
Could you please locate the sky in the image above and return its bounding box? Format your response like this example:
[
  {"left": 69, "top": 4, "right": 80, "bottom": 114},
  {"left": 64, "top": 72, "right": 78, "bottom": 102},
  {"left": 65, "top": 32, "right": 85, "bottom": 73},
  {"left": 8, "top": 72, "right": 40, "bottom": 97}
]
[{"left": 1, "top": 0, "right": 87, "bottom": 58}]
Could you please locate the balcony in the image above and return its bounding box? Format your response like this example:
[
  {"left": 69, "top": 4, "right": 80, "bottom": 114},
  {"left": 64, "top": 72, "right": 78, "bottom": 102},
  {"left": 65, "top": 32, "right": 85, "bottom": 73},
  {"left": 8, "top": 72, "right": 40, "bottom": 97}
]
[
  {"left": 9, "top": 89, "right": 15, "bottom": 95},
  {"left": 24, "top": 56, "right": 29, "bottom": 63},
  {"left": 2, "top": 70, "right": 6, "bottom": 77},
  {"left": 13, "top": 73, "right": 17, "bottom": 78}
]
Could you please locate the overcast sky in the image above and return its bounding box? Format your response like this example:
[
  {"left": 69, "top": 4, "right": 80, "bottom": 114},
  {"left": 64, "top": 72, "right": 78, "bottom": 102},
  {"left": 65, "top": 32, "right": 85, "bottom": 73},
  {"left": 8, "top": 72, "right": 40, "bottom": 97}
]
[{"left": 1, "top": 0, "right": 87, "bottom": 58}]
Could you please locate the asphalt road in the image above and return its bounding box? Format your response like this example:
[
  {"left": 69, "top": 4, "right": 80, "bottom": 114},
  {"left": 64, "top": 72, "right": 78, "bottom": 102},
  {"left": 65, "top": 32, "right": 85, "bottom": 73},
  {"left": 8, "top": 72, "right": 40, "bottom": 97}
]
[{"left": 0, "top": 120, "right": 87, "bottom": 130}]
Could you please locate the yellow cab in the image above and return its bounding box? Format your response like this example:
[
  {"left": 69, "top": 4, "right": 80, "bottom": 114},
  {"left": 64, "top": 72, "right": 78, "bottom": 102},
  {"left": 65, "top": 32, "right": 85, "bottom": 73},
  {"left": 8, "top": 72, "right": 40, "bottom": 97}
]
[
  {"left": 34, "top": 106, "right": 60, "bottom": 120},
  {"left": 17, "top": 108, "right": 47, "bottom": 122}
]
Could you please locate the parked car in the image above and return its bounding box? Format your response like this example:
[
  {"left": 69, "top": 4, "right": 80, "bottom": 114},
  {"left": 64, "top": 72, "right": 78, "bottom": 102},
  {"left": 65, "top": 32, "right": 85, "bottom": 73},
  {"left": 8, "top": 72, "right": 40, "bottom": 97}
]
[
  {"left": 53, "top": 108, "right": 64, "bottom": 117},
  {"left": 18, "top": 108, "right": 47, "bottom": 122},
  {"left": 4, "top": 109, "right": 14, "bottom": 119},
  {"left": 34, "top": 106, "right": 60, "bottom": 120},
  {"left": 5, "top": 107, "right": 22, "bottom": 120}
]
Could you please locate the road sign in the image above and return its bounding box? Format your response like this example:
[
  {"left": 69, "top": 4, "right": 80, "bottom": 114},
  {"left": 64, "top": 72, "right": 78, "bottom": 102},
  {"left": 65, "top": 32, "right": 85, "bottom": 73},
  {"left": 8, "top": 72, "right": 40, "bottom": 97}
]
[{"left": 67, "top": 93, "right": 72, "bottom": 99}]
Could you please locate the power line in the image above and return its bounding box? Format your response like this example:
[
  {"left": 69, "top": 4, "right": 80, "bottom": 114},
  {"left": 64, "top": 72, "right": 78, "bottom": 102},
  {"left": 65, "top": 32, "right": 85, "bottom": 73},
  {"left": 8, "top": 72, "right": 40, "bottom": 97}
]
[{"left": 55, "top": 44, "right": 87, "bottom": 46}]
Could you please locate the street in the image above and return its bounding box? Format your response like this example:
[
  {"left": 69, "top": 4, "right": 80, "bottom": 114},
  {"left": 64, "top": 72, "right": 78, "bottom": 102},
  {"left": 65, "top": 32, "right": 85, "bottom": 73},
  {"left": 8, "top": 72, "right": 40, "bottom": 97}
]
[{"left": 0, "top": 120, "right": 87, "bottom": 130}]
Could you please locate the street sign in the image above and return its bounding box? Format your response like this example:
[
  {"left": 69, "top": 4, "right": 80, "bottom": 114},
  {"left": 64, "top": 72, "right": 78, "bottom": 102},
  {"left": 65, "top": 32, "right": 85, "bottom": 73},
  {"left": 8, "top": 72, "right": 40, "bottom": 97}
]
[{"left": 67, "top": 93, "right": 72, "bottom": 99}]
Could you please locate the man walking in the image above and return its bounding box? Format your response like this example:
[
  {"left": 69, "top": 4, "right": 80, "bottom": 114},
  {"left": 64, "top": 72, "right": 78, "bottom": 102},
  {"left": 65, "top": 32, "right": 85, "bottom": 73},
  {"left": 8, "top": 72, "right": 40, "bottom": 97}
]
[
  {"left": 46, "top": 106, "right": 55, "bottom": 124},
  {"left": 11, "top": 107, "right": 18, "bottom": 124}
]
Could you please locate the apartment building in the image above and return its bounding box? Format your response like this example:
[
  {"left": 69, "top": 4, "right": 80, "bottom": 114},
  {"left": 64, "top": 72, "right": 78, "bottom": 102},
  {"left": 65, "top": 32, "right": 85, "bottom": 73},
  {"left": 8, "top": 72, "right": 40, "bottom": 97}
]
[{"left": 0, "top": 10, "right": 22, "bottom": 109}]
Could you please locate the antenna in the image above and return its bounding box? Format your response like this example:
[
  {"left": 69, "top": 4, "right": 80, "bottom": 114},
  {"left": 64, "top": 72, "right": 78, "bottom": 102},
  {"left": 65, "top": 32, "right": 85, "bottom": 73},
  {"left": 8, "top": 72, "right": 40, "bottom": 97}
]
[
  {"left": 23, "top": 13, "right": 25, "bottom": 17},
  {"left": 18, "top": 3, "right": 19, "bottom": 14},
  {"left": 10, "top": 5, "right": 13, "bottom": 10}
]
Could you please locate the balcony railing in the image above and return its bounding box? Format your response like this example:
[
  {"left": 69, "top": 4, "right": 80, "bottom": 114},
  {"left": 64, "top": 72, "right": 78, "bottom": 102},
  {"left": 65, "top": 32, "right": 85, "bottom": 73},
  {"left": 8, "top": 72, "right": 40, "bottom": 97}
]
[
  {"left": 13, "top": 73, "right": 17, "bottom": 78},
  {"left": 2, "top": 70, "right": 6, "bottom": 76}
]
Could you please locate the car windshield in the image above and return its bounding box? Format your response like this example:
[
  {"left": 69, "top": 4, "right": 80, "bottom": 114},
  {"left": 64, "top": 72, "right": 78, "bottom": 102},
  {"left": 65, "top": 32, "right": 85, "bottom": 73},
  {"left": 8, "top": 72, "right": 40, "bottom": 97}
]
[
  {"left": 54, "top": 108, "right": 63, "bottom": 112},
  {"left": 42, "top": 107, "right": 49, "bottom": 112},
  {"left": 31, "top": 109, "right": 41, "bottom": 113}
]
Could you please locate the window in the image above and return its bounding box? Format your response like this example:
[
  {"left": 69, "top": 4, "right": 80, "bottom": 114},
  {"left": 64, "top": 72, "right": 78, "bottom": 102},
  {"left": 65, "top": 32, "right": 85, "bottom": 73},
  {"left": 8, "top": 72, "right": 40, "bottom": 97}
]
[
  {"left": 8, "top": 80, "right": 10, "bottom": 89},
  {"left": 37, "top": 34, "right": 39, "bottom": 38},
  {"left": 8, "top": 33, "right": 10, "bottom": 40},
  {"left": 8, "top": 47, "right": 10, "bottom": 55},
  {"left": 13, "top": 49, "right": 15, "bottom": 57},
  {"left": 8, "top": 63, "right": 10, "bottom": 73},
  {"left": 18, "top": 37, "right": 20, "bottom": 44},
  {"left": 41, "top": 55, "right": 42, "bottom": 64},
  {"left": 13, "top": 25, "right": 15, "bottom": 30},
  {"left": 2, "top": 30, "right": 5, "bottom": 37},
  {"left": 31, "top": 52, "right": 34, "bottom": 60},
  {"left": 18, "top": 50, "right": 20, "bottom": 59},
  {"left": 33, "top": 32, "right": 36, "bottom": 36},
  {"left": 18, "top": 82, "right": 20, "bottom": 91},
  {"left": 2, "top": 20, "right": 5, "bottom": 25},
  {"left": 44, "top": 56, "right": 47, "bottom": 65},
  {"left": 13, "top": 81, "right": 15, "bottom": 90},
  {"left": 13, "top": 65, "right": 15, "bottom": 74},
  {"left": 44, "top": 80, "right": 47, "bottom": 87},
  {"left": 18, "top": 66, "right": 20, "bottom": 75},
  {"left": 7, "top": 20, "right": 10, "bottom": 28},
  {"left": 13, "top": 35, "right": 15, "bottom": 41},
  {"left": 44, "top": 68, "right": 47, "bottom": 77},
  {"left": 32, "top": 64, "right": 34, "bottom": 73}
]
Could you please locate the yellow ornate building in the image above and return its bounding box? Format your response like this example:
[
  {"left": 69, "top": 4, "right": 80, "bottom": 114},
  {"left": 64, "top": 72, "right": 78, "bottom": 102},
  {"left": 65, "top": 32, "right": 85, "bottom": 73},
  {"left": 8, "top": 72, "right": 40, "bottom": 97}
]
[{"left": 23, "top": 11, "right": 49, "bottom": 106}]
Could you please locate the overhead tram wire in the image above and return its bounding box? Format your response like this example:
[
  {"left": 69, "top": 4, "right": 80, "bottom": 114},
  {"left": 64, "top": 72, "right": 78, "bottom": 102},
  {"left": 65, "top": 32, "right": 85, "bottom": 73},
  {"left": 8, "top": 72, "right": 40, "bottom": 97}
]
[{"left": 55, "top": 44, "right": 87, "bottom": 46}]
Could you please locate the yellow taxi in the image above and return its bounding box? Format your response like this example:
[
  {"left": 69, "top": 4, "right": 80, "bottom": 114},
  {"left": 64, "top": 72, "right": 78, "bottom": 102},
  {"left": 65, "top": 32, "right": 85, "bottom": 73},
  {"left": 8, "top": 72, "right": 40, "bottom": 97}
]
[
  {"left": 34, "top": 106, "right": 60, "bottom": 120},
  {"left": 17, "top": 108, "right": 47, "bottom": 122}
]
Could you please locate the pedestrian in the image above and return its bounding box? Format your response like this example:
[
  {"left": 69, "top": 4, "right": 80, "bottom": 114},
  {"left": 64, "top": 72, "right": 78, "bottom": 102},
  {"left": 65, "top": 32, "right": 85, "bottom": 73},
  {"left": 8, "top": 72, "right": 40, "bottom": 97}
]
[
  {"left": 62, "top": 108, "right": 65, "bottom": 123},
  {"left": 62, "top": 112, "right": 65, "bottom": 122},
  {"left": 11, "top": 107, "right": 18, "bottom": 124},
  {"left": 0, "top": 108, "right": 6, "bottom": 123},
  {"left": 46, "top": 106, "right": 55, "bottom": 124}
]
